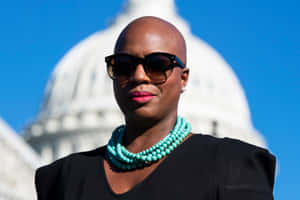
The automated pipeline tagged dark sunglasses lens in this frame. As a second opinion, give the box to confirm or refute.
[146,54,172,82]
[111,55,134,78]
[107,53,175,83]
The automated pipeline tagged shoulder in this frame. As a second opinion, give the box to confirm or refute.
[218,137,276,180]
[220,136,273,154]
[190,133,275,164]
[35,146,106,199]
[36,145,106,175]
[187,133,221,149]
[215,137,276,199]
[190,134,276,188]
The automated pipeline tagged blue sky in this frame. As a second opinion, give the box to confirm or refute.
[0,0,299,199]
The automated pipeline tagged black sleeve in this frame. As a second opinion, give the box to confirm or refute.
[217,138,276,200]
[35,159,66,200]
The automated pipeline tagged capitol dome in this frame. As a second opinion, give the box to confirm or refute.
[24,0,266,164]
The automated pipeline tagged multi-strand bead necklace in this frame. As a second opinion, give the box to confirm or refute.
[106,116,192,170]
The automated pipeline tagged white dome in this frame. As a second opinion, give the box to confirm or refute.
[25,0,266,163]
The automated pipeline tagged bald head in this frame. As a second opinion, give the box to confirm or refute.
[114,16,186,64]
[111,17,190,122]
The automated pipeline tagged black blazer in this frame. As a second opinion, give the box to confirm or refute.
[35,134,276,200]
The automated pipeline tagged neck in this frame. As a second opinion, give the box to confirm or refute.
[123,113,178,153]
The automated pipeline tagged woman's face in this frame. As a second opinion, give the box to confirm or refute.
[113,20,189,122]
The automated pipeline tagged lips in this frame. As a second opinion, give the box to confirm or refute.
[129,91,155,103]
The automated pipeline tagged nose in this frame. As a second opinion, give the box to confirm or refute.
[130,64,151,83]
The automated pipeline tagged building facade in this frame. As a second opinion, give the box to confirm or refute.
[0,118,39,200]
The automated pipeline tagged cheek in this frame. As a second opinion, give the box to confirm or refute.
[113,82,124,106]
[160,76,182,104]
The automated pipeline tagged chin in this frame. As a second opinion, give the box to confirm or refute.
[125,106,161,122]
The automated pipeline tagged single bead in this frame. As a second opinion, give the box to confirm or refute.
[146,156,152,162]
[166,149,170,154]
[152,155,157,161]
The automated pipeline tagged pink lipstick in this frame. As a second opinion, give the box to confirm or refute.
[130,91,155,103]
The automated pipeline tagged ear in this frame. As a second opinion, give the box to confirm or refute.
[181,68,189,89]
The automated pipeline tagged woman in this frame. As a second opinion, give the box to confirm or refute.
[35,16,276,200]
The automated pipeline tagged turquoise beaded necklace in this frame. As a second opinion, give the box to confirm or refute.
[106,116,192,170]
